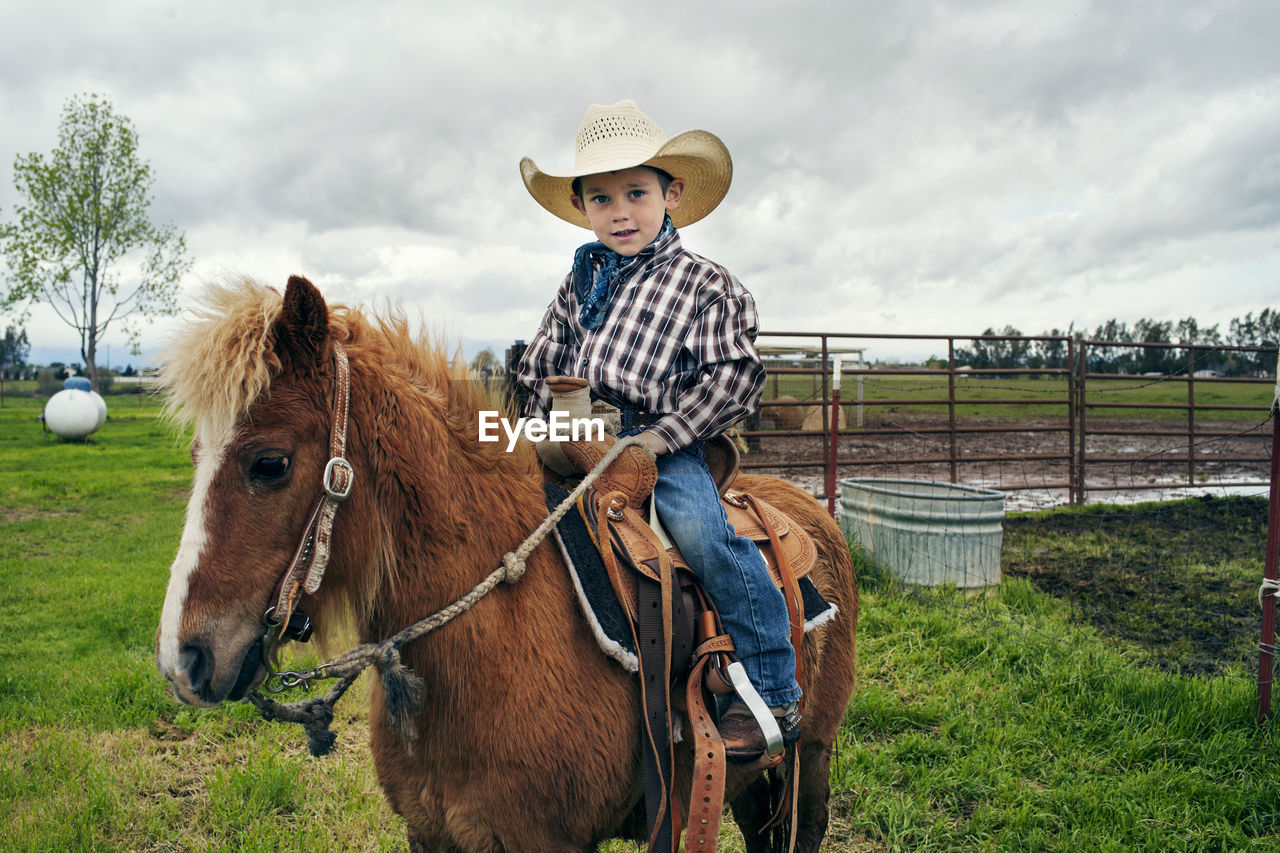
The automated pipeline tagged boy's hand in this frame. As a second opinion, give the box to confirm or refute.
[635,430,668,456]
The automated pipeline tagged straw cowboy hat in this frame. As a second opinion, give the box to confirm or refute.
[520,99,733,229]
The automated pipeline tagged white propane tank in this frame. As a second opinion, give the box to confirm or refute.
[43,389,108,439]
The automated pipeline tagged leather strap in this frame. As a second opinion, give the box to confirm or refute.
[269,491,327,629]
[267,341,354,635]
[579,486,743,852]
[638,573,675,852]
[590,490,676,853]
[741,492,804,852]
[786,749,802,851]
[741,493,804,698]
[584,492,639,624]
[685,653,727,851]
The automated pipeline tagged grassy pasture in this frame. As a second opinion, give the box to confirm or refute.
[3,395,1280,851]
[0,395,404,851]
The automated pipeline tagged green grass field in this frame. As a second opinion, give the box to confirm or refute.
[3,394,1279,851]
[0,395,404,851]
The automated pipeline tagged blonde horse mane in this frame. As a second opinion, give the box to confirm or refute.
[156,278,284,432]
[156,277,510,452]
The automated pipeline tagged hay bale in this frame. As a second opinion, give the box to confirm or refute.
[802,404,847,431]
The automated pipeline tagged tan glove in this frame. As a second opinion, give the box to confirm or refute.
[533,376,658,506]
[534,377,593,476]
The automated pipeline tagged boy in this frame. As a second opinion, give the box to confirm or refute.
[516,100,799,760]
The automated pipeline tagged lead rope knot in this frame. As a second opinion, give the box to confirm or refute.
[501,551,527,583]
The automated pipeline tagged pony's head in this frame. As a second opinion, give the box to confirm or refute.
[155,275,341,706]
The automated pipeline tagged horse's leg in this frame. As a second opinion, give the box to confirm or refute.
[406,829,465,853]
[732,629,855,852]
[716,474,858,852]
[728,735,837,853]
[728,775,773,853]
[792,738,837,853]
[791,618,857,850]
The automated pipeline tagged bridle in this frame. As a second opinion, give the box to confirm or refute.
[258,340,354,661]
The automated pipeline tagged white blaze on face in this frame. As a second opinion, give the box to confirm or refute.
[156,418,235,681]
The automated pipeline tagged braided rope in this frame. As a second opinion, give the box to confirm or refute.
[1260,576,1280,609]
[250,435,647,754]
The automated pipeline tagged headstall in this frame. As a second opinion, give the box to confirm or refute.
[259,341,354,659]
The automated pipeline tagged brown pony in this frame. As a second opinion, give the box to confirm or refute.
[155,275,858,852]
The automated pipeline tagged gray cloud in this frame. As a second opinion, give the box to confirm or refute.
[2,0,1278,364]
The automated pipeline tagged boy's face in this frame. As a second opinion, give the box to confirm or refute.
[571,166,685,257]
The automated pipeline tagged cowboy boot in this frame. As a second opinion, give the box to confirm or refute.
[719,703,802,763]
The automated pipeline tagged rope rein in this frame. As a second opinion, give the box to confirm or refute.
[248,435,646,756]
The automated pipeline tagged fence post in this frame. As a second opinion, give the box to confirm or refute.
[1258,355,1280,723]
[1074,341,1088,506]
[1187,347,1197,489]
[503,341,528,417]
[827,356,842,517]
[819,336,831,509]
[947,339,958,484]
[1067,337,1078,505]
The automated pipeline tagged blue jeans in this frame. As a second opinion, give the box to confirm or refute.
[638,438,801,707]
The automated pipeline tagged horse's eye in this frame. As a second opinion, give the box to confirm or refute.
[251,455,291,480]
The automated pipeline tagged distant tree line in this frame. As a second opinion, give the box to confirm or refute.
[0,321,146,399]
[0,324,29,380]
[954,310,1280,376]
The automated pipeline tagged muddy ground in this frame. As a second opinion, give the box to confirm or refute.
[1001,495,1269,677]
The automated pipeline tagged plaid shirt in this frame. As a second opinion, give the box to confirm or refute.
[518,227,765,452]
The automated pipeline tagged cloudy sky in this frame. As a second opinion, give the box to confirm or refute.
[2,0,1278,367]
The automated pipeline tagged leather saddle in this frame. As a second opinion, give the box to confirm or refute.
[541,430,814,853]
[554,431,817,594]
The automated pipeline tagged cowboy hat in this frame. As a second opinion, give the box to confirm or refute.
[520,99,733,229]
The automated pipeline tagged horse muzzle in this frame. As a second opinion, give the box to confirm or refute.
[159,634,267,707]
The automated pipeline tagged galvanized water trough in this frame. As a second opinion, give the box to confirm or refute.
[838,478,1006,588]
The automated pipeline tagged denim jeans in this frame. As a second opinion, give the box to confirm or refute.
[637,437,802,707]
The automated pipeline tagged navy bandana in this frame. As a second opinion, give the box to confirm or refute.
[572,216,676,330]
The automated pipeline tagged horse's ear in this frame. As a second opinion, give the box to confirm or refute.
[278,275,330,362]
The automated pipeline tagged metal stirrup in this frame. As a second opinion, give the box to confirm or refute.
[724,661,785,762]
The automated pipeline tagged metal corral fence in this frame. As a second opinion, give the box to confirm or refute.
[1074,338,1275,502]
[743,331,1277,510]
[746,332,1280,716]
